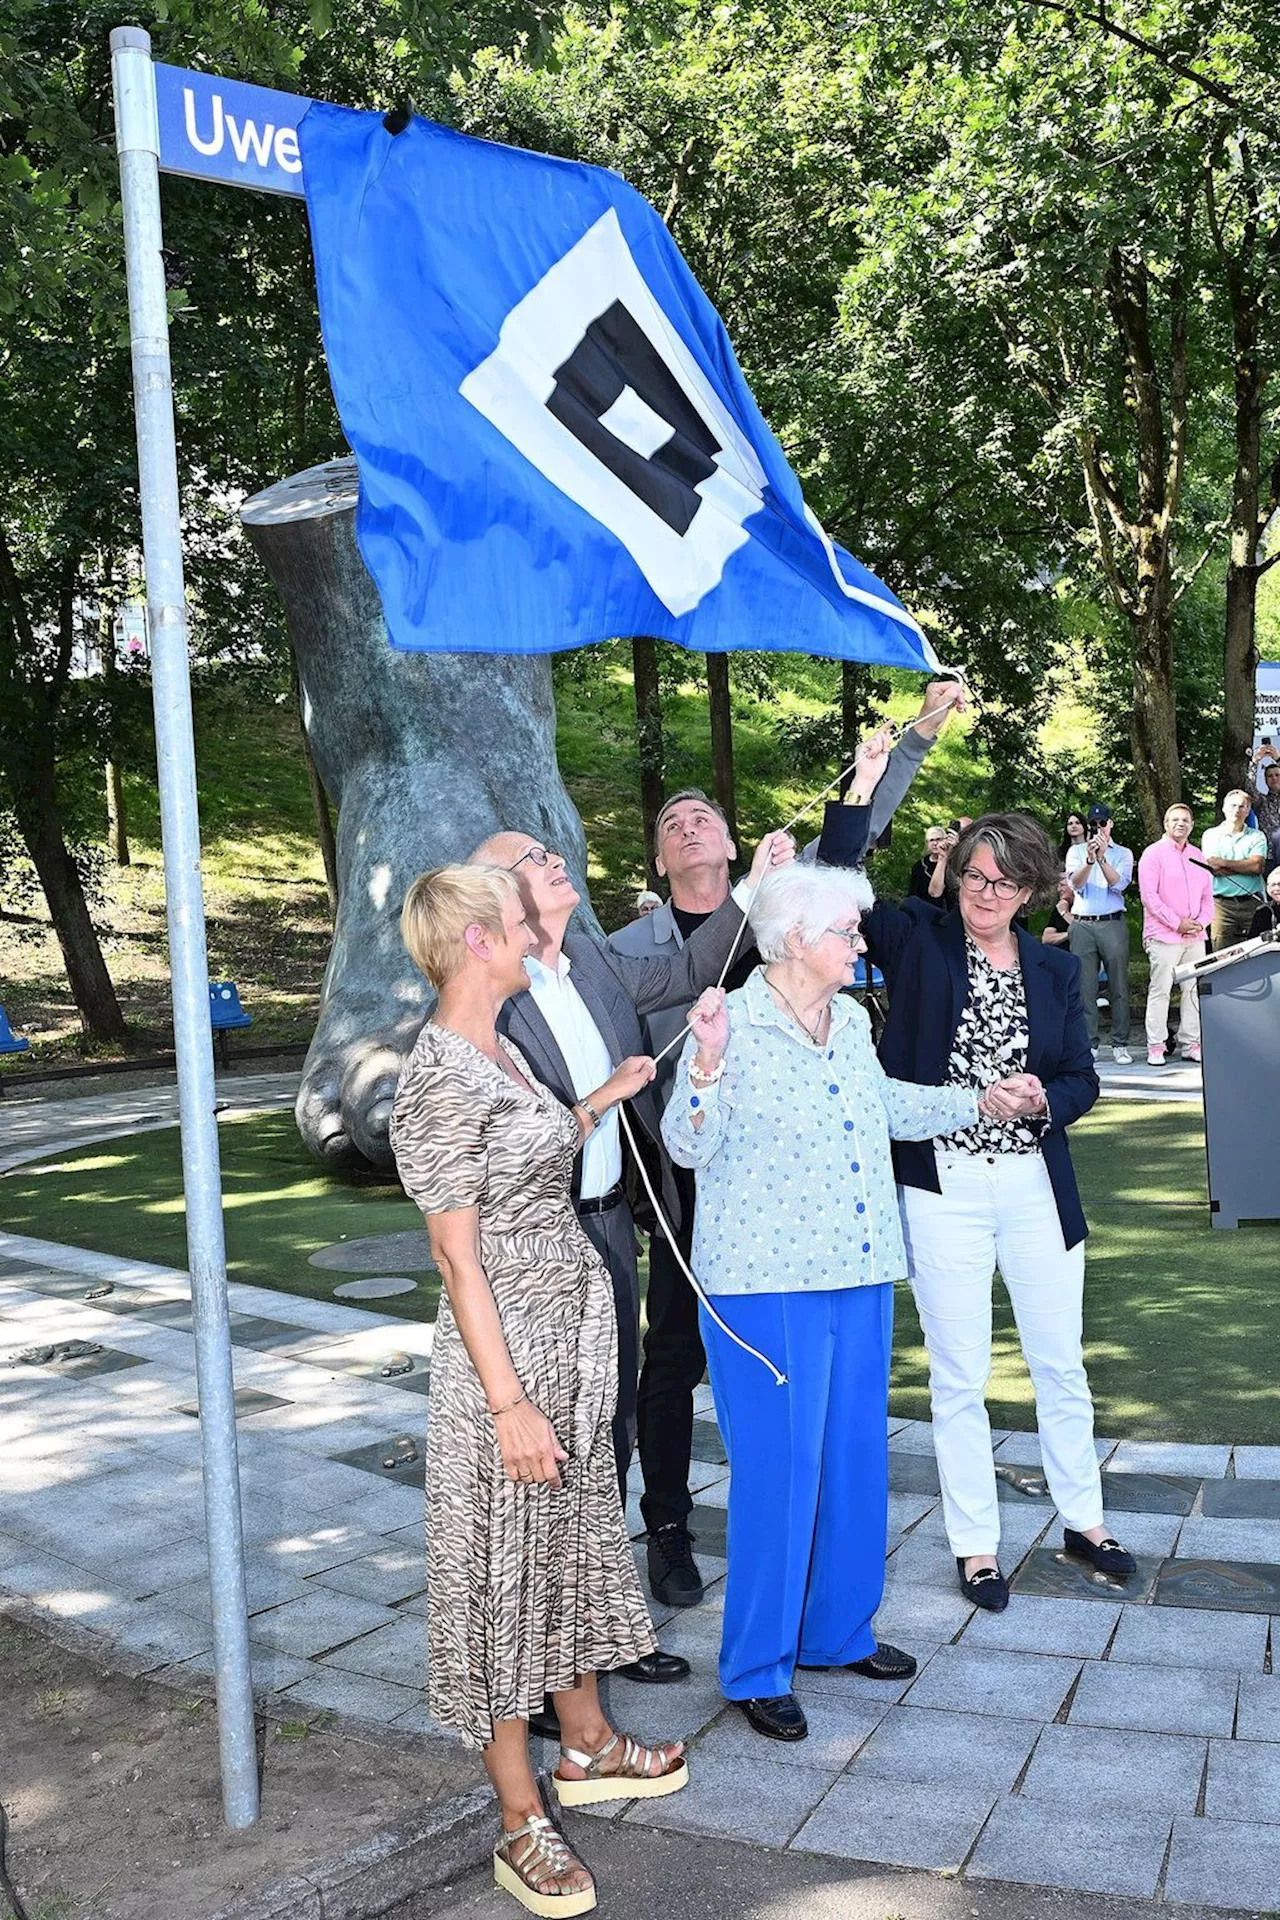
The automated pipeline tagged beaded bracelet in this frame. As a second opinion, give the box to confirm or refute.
[688,1057,725,1087]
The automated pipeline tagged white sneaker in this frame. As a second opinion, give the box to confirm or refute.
[1090,1046,1101,1060]
[1147,1046,1166,1066]
[1112,1046,1133,1065]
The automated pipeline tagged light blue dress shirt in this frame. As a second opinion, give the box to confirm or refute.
[1065,839,1133,915]
[661,967,978,1296]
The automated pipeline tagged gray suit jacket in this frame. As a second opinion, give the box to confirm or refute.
[610,728,935,1105]
[496,891,748,1231]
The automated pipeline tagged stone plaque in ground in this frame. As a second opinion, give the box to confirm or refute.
[308,1231,436,1273]
[1154,1558,1280,1614]
[1012,1547,1161,1604]
[333,1275,419,1300]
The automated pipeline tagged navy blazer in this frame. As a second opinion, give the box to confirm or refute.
[818,806,1099,1248]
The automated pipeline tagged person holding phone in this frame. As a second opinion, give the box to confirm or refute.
[1065,804,1134,1064]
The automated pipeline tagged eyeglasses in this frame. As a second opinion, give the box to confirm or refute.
[509,845,557,872]
[959,868,1022,901]
[825,925,863,947]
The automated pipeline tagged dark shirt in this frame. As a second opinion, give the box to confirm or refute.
[670,902,759,992]
[908,858,940,901]
[1248,900,1280,939]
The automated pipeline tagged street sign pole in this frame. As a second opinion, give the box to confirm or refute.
[110,24,259,1830]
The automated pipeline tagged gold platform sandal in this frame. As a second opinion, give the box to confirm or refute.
[493,1813,596,1917]
[553,1730,688,1807]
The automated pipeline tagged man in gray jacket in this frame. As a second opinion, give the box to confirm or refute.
[608,681,966,1611]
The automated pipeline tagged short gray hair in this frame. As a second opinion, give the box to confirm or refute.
[747,863,874,963]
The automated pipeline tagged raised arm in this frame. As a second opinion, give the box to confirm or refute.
[661,990,732,1168]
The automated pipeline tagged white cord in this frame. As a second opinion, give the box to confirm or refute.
[618,1104,787,1386]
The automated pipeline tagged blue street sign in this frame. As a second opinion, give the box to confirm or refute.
[155,64,310,197]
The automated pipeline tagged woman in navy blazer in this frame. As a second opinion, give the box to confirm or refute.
[818,803,1133,1612]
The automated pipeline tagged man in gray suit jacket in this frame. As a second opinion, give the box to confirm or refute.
[470,821,794,1693]
[607,681,966,1611]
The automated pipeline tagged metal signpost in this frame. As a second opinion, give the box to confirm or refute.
[109,26,316,1827]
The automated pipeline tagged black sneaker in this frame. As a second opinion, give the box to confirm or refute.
[647,1524,704,1608]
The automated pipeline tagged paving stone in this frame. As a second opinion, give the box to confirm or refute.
[792,1775,996,1871]
[850,1705,1039,1793]
[794,1642,939,1710]
[1155,1558,1280,1616]
[1099,1470,1200,1515]
[99,1601,213,1671]
[321,1614,427,1685]
[253,1522,393,1579]
[309,1545,427,1607]
[902,1646,1080,1721]
[874,1584,974,1644]
[150,1564,311,1620]
[327,1436,426,1490]
[1204,1738,1280,1824]
[174,1642,317,1695]
[1165,1814,1280,1910]
[960,1594,1120,1659]
[1070,1660,1237,1737]
[887,1493,937,1539]
[695,1693,886,1771]
[967,1799,1172,1897]
[1238,1673,1280,1744]
[1201,1479,1280,1520]
[1087,1509,1184,1558]
[689,1418,727,1465]
[1176,1515,1280,1563]
[622,1749,838,1846]
[280,1664,424,1725]
[251,1589,400,1657]
[886,1420,936,1455]
[599,1671,726,1746]
[887,1452,941,1496]
[1013,1547,1161,1605]
[1109,1441,1232,1478]
[1109,1604,1268,1673]
[1021,1722,1206,1814]
[995,1432,1116,1468]
[1232,1447,1280,1481]
[689,1506,727,1557]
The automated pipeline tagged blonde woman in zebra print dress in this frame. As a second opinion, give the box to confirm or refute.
[391,863,688,1918]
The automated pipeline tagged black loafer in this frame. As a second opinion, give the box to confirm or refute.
[1063,1528,1136,1579]
[741,1693,808,1741]
[848,1642,917,1680]
[647,1524,705,1609]
[615,1649,691,1683]
[956,1556,1009,1611]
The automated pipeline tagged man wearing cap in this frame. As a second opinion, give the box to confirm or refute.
[1065,804,1134,1064]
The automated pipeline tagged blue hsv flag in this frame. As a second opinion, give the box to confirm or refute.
[299,104,938,669]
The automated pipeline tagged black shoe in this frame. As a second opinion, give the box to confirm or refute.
[740,1693,808,1741]
[647,1524,705,1609]
[956,1556,1009,1611]
[1063,1528,1136,1579]
[615,1649,691,1684]
[848,1642,917,1681]
[528,1703,560,1742]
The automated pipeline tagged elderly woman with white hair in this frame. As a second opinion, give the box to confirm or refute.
[662,862,1017,1743]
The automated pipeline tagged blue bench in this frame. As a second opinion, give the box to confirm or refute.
[0,1005,30,1098]
[209,982,252,1068]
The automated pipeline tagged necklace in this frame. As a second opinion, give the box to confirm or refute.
[765,971,830,1047]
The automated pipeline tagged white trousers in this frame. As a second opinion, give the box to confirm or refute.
[1143,938,1204,1050]
[899,1153,1104,1556]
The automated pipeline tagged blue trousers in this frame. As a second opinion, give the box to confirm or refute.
[700,1285,892,1700]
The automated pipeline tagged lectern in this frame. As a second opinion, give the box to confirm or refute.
[1176,935,1280,1228]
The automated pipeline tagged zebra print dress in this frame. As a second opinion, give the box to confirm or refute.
[390,1021,655,1748]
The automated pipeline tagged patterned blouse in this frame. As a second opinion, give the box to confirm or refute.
[661,966,977,1296]
[937,938,1046,1156]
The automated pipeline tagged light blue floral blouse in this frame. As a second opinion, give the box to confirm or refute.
[661,967,978,1297]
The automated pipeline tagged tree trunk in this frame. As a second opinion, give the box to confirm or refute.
[291,655,339,915]
[1128,549,1181,842]
[14,762,127,1041]
[706,652,738,846]
[241,458,594,1176]
[632,636,665,887]
[839,659,861,798]
[1218,287,1264,806]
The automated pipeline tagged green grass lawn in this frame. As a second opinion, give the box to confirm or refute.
[3,1101,1277,1443]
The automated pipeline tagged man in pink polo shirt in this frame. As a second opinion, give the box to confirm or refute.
[1138,803,1214,1065]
